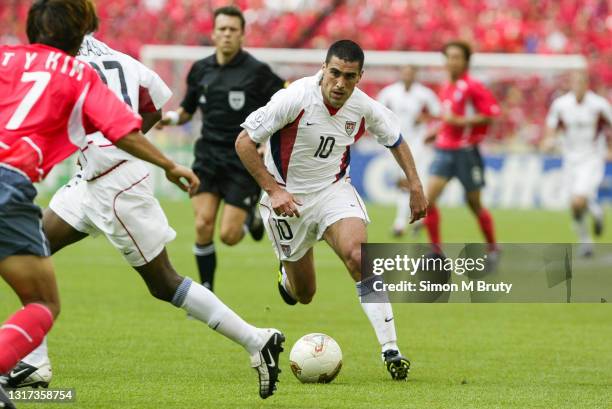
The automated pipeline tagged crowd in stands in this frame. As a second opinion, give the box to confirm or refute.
[1,0,609,146]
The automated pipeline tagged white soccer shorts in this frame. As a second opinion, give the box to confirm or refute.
[49,160,176,266]
[260,178,370,262]
[565,158,605,200]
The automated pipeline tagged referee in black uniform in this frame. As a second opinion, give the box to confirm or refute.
[158,6,285,291]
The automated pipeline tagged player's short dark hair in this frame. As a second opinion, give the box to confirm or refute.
[442,40,472,63]
[326,40,365,70]
[214,6,245,31]
[27,0,98,54]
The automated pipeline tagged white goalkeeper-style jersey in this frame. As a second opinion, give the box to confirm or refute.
[377,81,440,152]
[546,91,612,164]
[76,35,172,179]
[242,72,402,194]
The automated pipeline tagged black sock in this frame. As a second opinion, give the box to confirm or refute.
[193,242,216,291]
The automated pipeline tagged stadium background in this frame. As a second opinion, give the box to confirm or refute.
[1,0,611,209]
[1,1,611,408]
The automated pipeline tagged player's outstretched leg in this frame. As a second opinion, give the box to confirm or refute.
[324,217,410,380]
[135,249,285,398]
[357,280,410,380]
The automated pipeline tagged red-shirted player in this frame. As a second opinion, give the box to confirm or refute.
[0,2,198,406]
[424,41,500,253]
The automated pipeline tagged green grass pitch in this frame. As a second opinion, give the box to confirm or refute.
[1,202,611,409]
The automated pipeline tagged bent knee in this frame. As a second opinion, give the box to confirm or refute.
[195,216,215,233]
[219,227,244,246]
[343,246,362,275]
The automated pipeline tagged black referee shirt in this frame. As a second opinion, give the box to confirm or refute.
[180,50,285,148]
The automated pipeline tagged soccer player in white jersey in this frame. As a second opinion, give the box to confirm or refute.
[6,35,285,400]
[544,71,612,256]
[236,40,428,380]
[377,66,440,237]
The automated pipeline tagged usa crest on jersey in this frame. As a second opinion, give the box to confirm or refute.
[228,90,246,111]
[345,121,356,136]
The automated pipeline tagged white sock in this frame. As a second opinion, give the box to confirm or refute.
[588,201,603,221]
[172,278,264,355]
[393,191,411,231]
[356,280,399,353]
[573,214,592,243]
[22,337,49,366]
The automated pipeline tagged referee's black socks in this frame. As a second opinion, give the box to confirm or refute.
[193,242,216,291]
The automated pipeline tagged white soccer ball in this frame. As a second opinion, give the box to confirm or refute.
[289,333,343,383]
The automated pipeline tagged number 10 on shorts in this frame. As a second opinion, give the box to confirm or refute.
[273,219,294,240]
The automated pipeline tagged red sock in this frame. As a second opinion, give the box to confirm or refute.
[424,205,441,246]
[0,303,53,373]
[477,208,497,250]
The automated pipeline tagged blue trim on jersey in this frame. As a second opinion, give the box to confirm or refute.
[385,134,404,149]
[270,130,284,182]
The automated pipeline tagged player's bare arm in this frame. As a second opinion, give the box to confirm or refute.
[115,131,200,195]
[141,109,162,133]
[389,141,428,223]
[235,130,302,217]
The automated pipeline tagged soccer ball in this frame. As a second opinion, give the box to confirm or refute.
[289,333,343,383]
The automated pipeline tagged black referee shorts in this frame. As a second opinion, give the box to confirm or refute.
[0,167,50,261]
[192,145,261,211]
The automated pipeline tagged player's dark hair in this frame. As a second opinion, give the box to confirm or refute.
[27,0,99,55]
[442,40,472,63]
[326,40,365,70]
[214,6,245,31]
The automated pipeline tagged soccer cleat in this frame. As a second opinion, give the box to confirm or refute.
[246,207,265,241]
[250,329,285,399]
[277,265,297,306]
[5,360,52,389]
[0,379,16,409]
[383,349,410,381]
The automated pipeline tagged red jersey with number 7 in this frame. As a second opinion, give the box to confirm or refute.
[0,43,142,182]
[436,73,500,149]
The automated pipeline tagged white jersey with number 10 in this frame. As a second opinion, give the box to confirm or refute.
[241,72,403,194]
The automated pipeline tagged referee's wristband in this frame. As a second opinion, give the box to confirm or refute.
[166,110,180,126]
